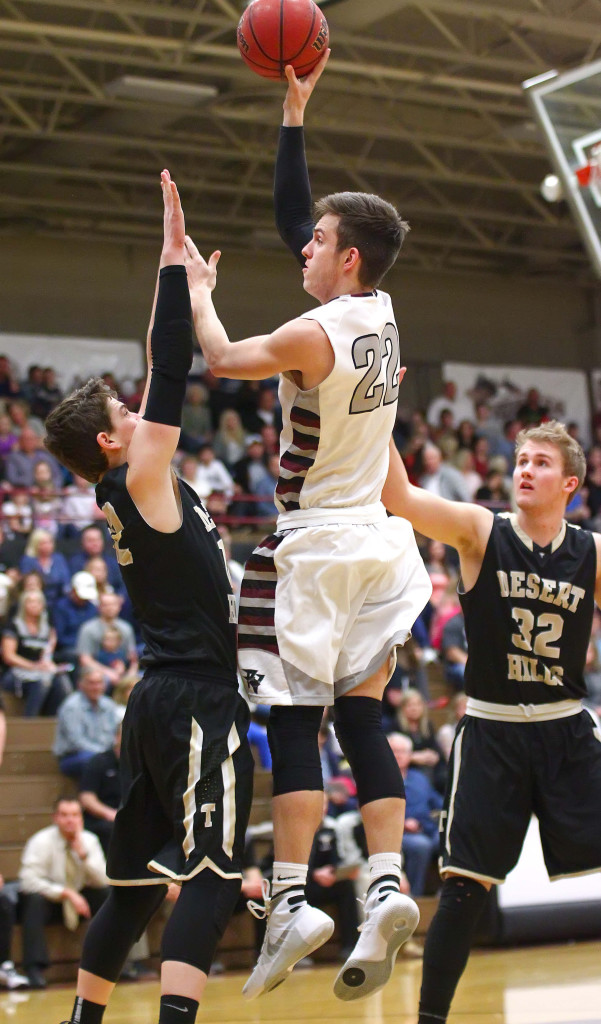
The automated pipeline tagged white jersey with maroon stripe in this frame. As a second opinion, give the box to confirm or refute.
[275,290,400,519]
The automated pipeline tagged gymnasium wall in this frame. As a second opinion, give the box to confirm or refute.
[2,234,599,405]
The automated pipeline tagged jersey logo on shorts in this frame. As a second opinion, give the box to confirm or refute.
[241,668,265,693]
[201,803,216,828]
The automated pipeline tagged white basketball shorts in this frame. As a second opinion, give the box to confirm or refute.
[237,506,432,706]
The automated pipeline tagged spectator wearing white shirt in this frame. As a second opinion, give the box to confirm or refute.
[426,381,473,430]
[19,797,109,989]
[60,476,104,535]
[419,444,471,503]
[2,491,33,536]
[193,444,235,501]
[216,525,244,608]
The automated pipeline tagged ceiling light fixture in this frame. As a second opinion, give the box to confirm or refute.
[105,76,218,106]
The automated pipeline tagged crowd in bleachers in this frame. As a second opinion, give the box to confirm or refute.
[0,358,287,718]
[2,358,601,740]
[2,354,601,954]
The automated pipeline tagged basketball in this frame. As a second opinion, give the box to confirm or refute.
[237,0,329,80]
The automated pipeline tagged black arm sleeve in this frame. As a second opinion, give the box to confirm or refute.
[274,126,315,266]
[144,265,193,427]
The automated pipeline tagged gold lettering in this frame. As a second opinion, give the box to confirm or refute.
[507,653,524,680]
[569,585,585,612]
[525,573,540,600]
[528,655,544,679]
[510,571,526,598]
[497,571,509,597]
[539,578,557,603]
[539,661,562,686]
[554,581,572,610]
[549,665,564,685]
[102,502,133,566]
[507,654,563,686]
[194,504,216,533]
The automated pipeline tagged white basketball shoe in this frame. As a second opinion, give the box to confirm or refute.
[243,883,334,1000]
[333,888,420,1001]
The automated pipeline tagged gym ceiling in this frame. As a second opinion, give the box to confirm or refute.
[0,0,600,280]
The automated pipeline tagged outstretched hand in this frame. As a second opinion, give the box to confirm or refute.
[160,168,186,266]
[282,48,331,127]
[184,234,221,293]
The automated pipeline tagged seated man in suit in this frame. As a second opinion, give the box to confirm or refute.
[18,797,109,989]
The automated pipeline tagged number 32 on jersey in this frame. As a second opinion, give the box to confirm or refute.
[350,322,400,415]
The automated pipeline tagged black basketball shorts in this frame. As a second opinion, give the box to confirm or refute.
[107,669,254,885]
[439,709,601,883]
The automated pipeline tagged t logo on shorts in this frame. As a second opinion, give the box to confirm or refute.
[201,803,216,828]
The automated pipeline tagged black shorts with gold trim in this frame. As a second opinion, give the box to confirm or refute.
[107,667,254,886]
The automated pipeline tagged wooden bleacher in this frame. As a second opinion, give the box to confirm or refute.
[0,656,451,980]
[0,717,278,978]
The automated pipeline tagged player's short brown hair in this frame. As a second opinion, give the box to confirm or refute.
[44,378,116,483]
[313,191,409,288]
[515,420,586,495]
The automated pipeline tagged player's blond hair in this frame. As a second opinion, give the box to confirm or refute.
[515,420,586,494]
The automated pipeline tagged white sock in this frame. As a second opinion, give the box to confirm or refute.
[271,861,308,899]
[368,853,402,895]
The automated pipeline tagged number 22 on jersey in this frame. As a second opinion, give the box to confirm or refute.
[349,322,400,415]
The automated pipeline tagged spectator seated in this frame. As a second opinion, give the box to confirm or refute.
[53,668,122,779]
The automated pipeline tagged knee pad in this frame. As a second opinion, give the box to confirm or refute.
[334,696,405,806]
[161,872,241,975]
[80,885,167,982]
[267,705,324,796]
[438,875,490,915]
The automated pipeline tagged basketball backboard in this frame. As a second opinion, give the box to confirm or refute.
[523,59,601,279]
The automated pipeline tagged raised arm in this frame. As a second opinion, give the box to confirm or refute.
[383,437,493,587]
[137,272,160,418]
[274,52,330,264]
[126,170,193,526]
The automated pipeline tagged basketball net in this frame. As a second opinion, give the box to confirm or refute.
[575,141,601,188]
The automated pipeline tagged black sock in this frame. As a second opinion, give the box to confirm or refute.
[70,996,106,1024]
[159,994,200,1024]
[418,876,489,1024]
[366,873,401,898]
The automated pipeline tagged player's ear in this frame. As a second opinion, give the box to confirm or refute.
[97,430,119,453]
[563,475,579,499]
[343,247,361,273]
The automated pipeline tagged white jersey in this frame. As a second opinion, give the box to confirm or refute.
[275,290,400,521]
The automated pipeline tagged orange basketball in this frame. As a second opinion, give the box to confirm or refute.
[237,0,329,80]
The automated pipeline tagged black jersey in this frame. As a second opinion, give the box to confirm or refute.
[460,513,596,705]
[95,464,237,677]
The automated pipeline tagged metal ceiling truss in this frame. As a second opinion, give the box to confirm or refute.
[0,0,599,277]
